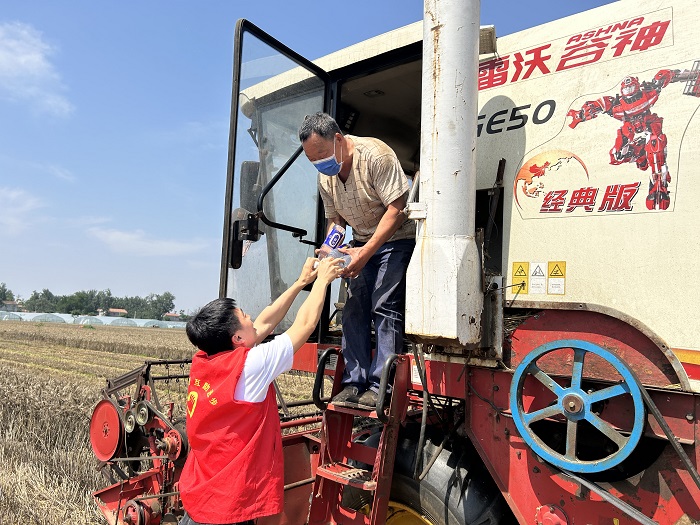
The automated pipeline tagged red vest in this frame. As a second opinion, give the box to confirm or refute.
[179,347,284,523]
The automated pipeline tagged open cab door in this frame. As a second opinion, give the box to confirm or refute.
[220,20,330,331]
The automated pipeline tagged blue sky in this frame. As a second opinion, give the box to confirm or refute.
[0,0,614,313]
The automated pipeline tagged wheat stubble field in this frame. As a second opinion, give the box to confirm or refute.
[0,321,320,524]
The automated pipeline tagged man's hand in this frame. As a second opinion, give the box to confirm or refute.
[338,245,368,279]
[336,196,406,278]
[297,257,318,286]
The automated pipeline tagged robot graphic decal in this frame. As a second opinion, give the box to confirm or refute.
[567,63,700,210]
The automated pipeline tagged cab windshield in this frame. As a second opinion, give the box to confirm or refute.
[226,29,326,331]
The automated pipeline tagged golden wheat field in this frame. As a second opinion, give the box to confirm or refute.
[0,321,321,524]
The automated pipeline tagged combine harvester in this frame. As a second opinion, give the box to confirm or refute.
[89,0,700,523]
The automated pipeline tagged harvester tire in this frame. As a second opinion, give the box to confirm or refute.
[345,424,516,525]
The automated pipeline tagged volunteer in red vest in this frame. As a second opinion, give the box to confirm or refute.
[179,256,343,525]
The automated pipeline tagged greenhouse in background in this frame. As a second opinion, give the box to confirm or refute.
[0,312,185,329]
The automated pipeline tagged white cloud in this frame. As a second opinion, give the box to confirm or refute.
[0,186,44,235]
[65,215,111,227]
[0,22,74,116]
[19,160,78,183]
[46,164,76,182]
[88,227,208,257]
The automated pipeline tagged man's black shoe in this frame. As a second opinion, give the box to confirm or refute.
[331,385,361,407]
[356,389,378,410]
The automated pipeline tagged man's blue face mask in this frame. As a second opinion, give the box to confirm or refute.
[312,139,343,176]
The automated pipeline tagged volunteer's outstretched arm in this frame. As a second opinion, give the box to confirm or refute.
[285,257,343,352]
[253,257,318,345]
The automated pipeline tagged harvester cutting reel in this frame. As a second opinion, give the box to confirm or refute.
[509,339,645,474]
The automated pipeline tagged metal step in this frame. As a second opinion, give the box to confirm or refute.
[316,462,376,491]
[327,402,379,419]
[308,353,410,525]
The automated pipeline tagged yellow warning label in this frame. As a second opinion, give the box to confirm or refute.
[511,262,529,294]
[547,261,566,295]
[514,264,528,276]
[548,261,566,278]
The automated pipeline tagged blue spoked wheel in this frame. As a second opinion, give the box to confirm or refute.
[509,339,645,474]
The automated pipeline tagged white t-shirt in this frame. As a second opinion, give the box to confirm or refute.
[233,333,294,403]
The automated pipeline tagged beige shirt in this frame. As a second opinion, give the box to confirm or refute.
[318,135,415,243]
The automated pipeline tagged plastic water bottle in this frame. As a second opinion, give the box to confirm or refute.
[318,223,345,259]
[314,245,352,269]
[326,247,352,268]
[314,222,352,269]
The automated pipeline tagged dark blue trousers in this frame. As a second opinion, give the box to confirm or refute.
[341,239,414,392]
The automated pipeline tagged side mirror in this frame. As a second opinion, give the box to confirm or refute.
[240,161,261,214]
[229,208,262,270]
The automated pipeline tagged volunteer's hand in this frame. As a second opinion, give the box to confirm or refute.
[297,257,318,286]
[316,256,344,285]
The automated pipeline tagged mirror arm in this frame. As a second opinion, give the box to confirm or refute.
[257,146,309,238]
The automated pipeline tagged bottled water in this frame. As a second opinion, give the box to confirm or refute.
[315,222,351,269]
[318,223,345,258]
[314,246,352,269]
[326,247,352,268]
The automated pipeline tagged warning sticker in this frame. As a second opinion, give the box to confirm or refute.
[549,262,566,277]
[530,262,546,294]
[411,363,421,385]
[548,261,566,295]
[512,262,529,294]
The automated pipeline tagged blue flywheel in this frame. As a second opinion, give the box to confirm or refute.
[509,339,645,473]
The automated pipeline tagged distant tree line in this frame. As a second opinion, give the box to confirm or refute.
[0,282,185,320]
[0,282,14,302]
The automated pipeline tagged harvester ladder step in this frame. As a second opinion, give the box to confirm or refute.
[308,353,411,525]
[315,462,376,490]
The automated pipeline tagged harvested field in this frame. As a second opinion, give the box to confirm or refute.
[0,321,323,524]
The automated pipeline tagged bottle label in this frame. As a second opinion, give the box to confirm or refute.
[319,224,346,258]
[323,225,345,250]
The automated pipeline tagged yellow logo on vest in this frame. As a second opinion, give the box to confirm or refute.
[187,391,198,417]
